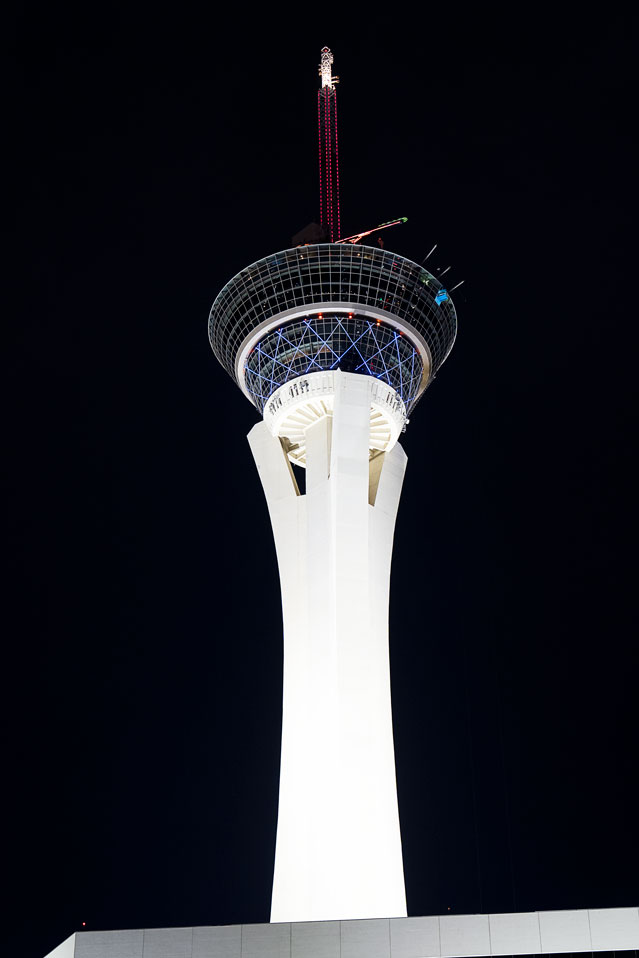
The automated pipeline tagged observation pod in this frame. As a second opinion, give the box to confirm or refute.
[209,243,456,464]
[208,243,457,923]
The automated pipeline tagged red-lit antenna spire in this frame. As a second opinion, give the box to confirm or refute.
[318,47,340,241]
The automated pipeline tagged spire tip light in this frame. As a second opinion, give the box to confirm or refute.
[319,46,336,89]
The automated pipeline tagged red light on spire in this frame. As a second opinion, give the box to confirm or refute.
[333,89,341,241]
[317,48,341,241]
[317,91,323,228]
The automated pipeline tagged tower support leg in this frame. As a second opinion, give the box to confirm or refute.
[248,372,408,923]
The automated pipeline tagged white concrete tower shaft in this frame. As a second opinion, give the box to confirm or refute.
[248,372,408,923]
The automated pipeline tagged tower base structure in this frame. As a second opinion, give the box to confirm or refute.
[249,372,408,923]
[43,908,639,958]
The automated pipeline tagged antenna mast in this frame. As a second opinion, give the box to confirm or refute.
[318,47,340,241]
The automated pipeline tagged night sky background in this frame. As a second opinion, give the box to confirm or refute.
[6,8,638,958]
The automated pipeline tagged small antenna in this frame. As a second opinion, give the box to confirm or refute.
[449,280,465,292]
[439,266,451,276]
[422,244,437,263]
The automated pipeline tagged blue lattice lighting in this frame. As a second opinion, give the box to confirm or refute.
[244,314,423,413]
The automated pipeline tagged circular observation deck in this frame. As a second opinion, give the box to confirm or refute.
[208,244,457,418]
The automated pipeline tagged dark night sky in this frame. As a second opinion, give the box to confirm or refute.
[6,8,638,958]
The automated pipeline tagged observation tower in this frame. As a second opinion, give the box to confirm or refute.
[208,49,457,924]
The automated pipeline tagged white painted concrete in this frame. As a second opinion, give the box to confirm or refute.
[440,915,490,958]
[242,923,291,958]
[44,935,76,958]
[538,910,592,953]
[390,917,440,958]
[589,907,639,951]
[290,922,340,958]
[192,925,242,958]
[249,372,408,923]
[488,912,541,955]
[340,918,391,958]
[262,370,406,467]
[44,909,639,957]
[142,925,192,957]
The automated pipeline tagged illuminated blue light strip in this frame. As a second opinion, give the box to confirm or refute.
[244,314,424,412]
[394,333,404,397]
[304,320,341,361]
[303,320,340,372]
[278,327,328,375]
[368,323,392,381]
[270,329,284,392]
[360,334,398,376]
[328,319,371,370]
[256,344,295,379]
[277,329,312,363]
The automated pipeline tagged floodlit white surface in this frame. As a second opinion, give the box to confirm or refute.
[488,912,541,955]
[263,370,406,467]
[242,923,291,958]
[589,907,639,950]
[192,925,242,958]
[440,915,490,957]
[319,47,335,89]
[250,372,408,923]
[340,919,391,958]
[290,922,340,958]
[142,926,192,957]
[75,928,144,957]
[390,916,440,958]
[43,935,76,958]
[538,909,592,953]
[43,909,639,957]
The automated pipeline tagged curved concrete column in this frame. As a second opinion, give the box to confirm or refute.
[248,373,408,923]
